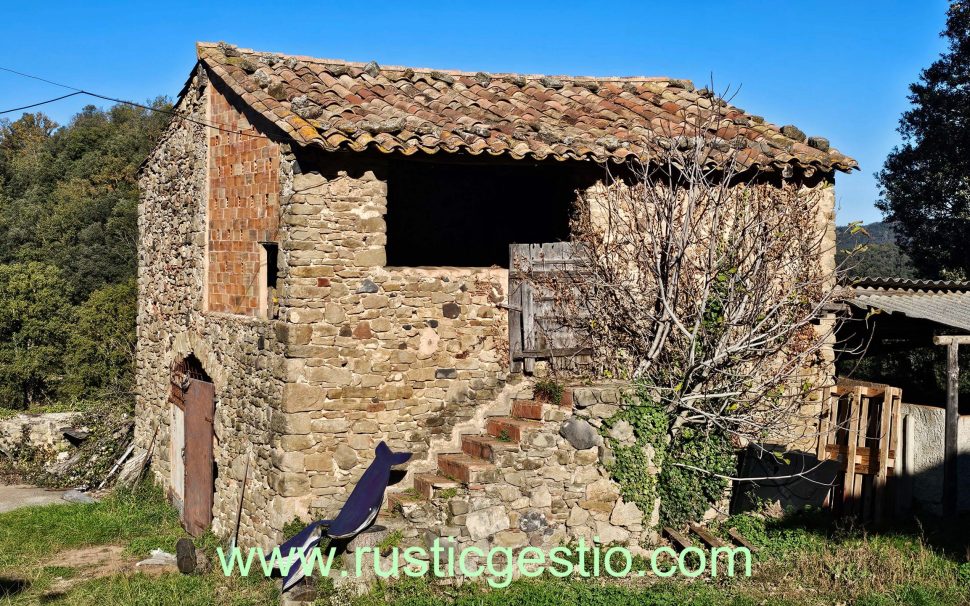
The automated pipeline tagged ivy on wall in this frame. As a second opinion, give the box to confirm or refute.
[602,385,736,529]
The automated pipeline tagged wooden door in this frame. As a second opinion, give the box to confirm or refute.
[183,378,215,536]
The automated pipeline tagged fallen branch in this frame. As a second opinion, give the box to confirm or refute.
[672,460,836,486]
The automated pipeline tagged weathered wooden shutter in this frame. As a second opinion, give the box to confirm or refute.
[508,242,592,373]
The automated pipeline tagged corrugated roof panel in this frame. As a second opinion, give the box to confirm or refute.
[849,291,970,332]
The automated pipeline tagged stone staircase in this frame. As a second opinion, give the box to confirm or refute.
[381,381,648,555]
[390,388,566,506]
[285,382,646,603]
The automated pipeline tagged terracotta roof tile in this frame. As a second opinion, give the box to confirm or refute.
[195,42,857,173]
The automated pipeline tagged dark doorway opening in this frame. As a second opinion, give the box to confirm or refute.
[385,159,597,267]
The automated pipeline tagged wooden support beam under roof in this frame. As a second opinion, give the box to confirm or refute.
[933,335,970,345]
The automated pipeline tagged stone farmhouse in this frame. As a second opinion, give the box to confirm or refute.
[136,42,857,547]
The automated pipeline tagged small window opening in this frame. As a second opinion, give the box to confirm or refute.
[262,242,279,288]
[260,242,280,319]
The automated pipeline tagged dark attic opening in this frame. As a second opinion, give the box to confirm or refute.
[261,242,279,289]
[385,158,599,267]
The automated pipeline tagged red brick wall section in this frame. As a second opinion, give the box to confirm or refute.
[207,88,280,317]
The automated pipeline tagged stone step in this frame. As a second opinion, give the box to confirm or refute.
[486,417,542,442]
[437,453,497,484]
[412,472,461,500]
[385,491,421,512]
[511,400,544,420]
[520,387,574,409]
[461,434,519,462]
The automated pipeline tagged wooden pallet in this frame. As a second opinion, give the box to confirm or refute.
[817,379,902,523]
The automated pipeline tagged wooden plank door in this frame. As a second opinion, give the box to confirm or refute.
[183,378,215,536]
[822,380,903,523]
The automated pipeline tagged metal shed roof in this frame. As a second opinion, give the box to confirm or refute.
[848,277,970,332]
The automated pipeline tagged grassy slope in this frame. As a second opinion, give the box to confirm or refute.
[331,511,970,606]
[0,484,967,605]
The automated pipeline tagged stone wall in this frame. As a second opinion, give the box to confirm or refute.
[577,177,839,454]
[791,181,838,453]
[138,88,514,543]
[0,412,79,458]
[137,69,841,548]
[136,71,291,544]
[276,155,511,519]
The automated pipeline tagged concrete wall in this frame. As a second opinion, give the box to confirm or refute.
[900,402,970,514]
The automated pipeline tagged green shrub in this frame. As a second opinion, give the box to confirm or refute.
[958,562,970,585]
[62,278,137,400]
[533,378,564,405]
[282,516,307,539]
[602,385,736,528]
[6,397,134,489]
[0,262,74,408]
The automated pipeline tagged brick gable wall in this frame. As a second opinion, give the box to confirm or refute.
[207,88,280,316]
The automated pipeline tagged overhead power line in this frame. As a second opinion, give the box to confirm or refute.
[0,66,79,91]
[0,65,268,139]
[0,91,84,115]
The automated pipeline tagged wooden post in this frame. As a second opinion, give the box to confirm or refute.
[816,386,832,461]
[933,335,968,518]
[857,389,872,521]
[943,340,959,518]
[873,388,893,523]
[508,244,523,373]
[521,280,535,373]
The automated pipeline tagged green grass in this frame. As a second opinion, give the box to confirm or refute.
[0,481,278,605]
[339,577,762,606]
[438,488,459,499]
[532,379,564,406]
[327,573,968,606]
[25,570,277,606]
[0,482,184,568]
[315,510,970,606]
[376,530,404,554]
[1,481,968,606]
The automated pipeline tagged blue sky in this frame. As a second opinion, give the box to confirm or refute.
[0,1,951,223]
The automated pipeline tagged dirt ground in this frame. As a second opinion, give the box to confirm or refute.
[41,545,177,596]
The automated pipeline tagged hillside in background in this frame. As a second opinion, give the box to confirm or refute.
[836,221,919,279]
[0,102,169,409]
